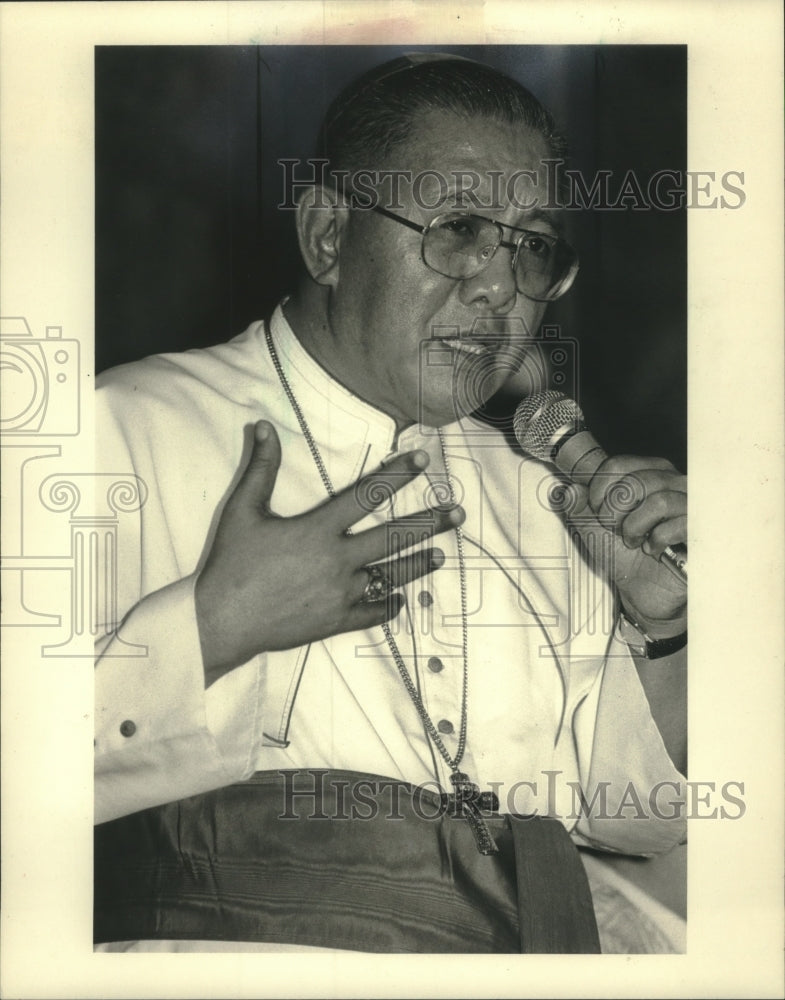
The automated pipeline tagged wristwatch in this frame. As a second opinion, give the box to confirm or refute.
[617,609,688,659]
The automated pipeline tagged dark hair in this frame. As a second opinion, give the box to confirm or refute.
[317,53,567,178]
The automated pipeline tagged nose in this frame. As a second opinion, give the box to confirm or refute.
[457,245,518,313]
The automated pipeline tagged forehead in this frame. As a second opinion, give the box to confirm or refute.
[407,108,548,165]
[384,108,552,213]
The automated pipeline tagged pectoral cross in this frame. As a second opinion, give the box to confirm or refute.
[444,771,500,855]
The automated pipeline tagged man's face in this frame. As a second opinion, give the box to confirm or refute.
[327,109,557,429]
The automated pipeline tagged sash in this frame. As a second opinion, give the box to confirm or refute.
[94,770,600,953]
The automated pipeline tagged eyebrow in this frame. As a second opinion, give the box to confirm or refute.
[497,209,561,235]
[448,205,564,239]
[433,189,563,234]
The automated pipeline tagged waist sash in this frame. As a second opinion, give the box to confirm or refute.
[94,769,600,953]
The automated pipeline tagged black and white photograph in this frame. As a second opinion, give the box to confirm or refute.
[92,42,689,956]
[1,2,783,998]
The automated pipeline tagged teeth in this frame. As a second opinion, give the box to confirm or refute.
[440,339,488,356]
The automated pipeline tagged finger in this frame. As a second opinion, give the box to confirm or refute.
[388,546,446,588]
[617,488,687,548]
[342,592,406,633]
[348,506,465,565]
[642,514,688,560]
[587,456,677,514]
[232,421,282,514]
[591,468,686,526]
[324,450,431,531]
[348,547,445,603]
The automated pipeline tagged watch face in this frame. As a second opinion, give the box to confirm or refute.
[616,612,650,656]
[618,612,687,660]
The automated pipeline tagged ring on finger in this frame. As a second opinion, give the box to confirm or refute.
[360,564,393,603]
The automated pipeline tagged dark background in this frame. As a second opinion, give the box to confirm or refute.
[95,45,686,469]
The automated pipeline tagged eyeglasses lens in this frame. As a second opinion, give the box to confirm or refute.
[423,213,575,301]
[424,215,500,280]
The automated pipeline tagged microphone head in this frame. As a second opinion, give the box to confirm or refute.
[513,391,585,461]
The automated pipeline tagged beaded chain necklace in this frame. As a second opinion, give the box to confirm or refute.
[265,325,499,854]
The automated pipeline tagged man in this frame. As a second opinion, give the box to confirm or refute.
[93,54,687,953]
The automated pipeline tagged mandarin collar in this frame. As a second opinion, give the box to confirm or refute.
[267,303,454,456]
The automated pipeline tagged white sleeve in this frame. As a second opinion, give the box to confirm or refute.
[570,634,687,856]
[94,575,255,824]
[93,375,268,824]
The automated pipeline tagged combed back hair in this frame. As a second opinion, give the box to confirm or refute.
[316,53,568,183]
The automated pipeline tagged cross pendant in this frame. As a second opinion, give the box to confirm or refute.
[444,771,500,856]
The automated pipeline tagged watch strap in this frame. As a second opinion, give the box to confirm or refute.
[617,610,687,659]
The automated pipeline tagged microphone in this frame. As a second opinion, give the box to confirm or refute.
[513,390,687,584]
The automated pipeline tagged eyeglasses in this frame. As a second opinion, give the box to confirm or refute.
[371,204,579,302]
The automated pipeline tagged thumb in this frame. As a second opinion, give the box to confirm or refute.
[233,420,282,513]
[547,475,611,538]
[546,476,591,523]
[551,477,626,559]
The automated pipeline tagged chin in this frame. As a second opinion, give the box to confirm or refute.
[415,395,478,429]
[414,372,477,428]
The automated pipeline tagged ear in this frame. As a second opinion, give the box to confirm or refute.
[294,185,349,287]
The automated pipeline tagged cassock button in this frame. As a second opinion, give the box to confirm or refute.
[437,719,454,735]
[119,719,137,738]
[427,657,444,673]
[418,590,434,607]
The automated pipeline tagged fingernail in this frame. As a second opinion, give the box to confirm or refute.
[431,548,445,569]
[447,506,466,527]
[255,421,270,442]
[411,450,429,470]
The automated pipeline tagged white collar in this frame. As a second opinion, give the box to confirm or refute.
[268,303,405,455]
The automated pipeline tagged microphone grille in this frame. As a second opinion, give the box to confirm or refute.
[513,391,585,461]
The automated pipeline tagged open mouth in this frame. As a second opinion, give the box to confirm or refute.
[437,338,491,357]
